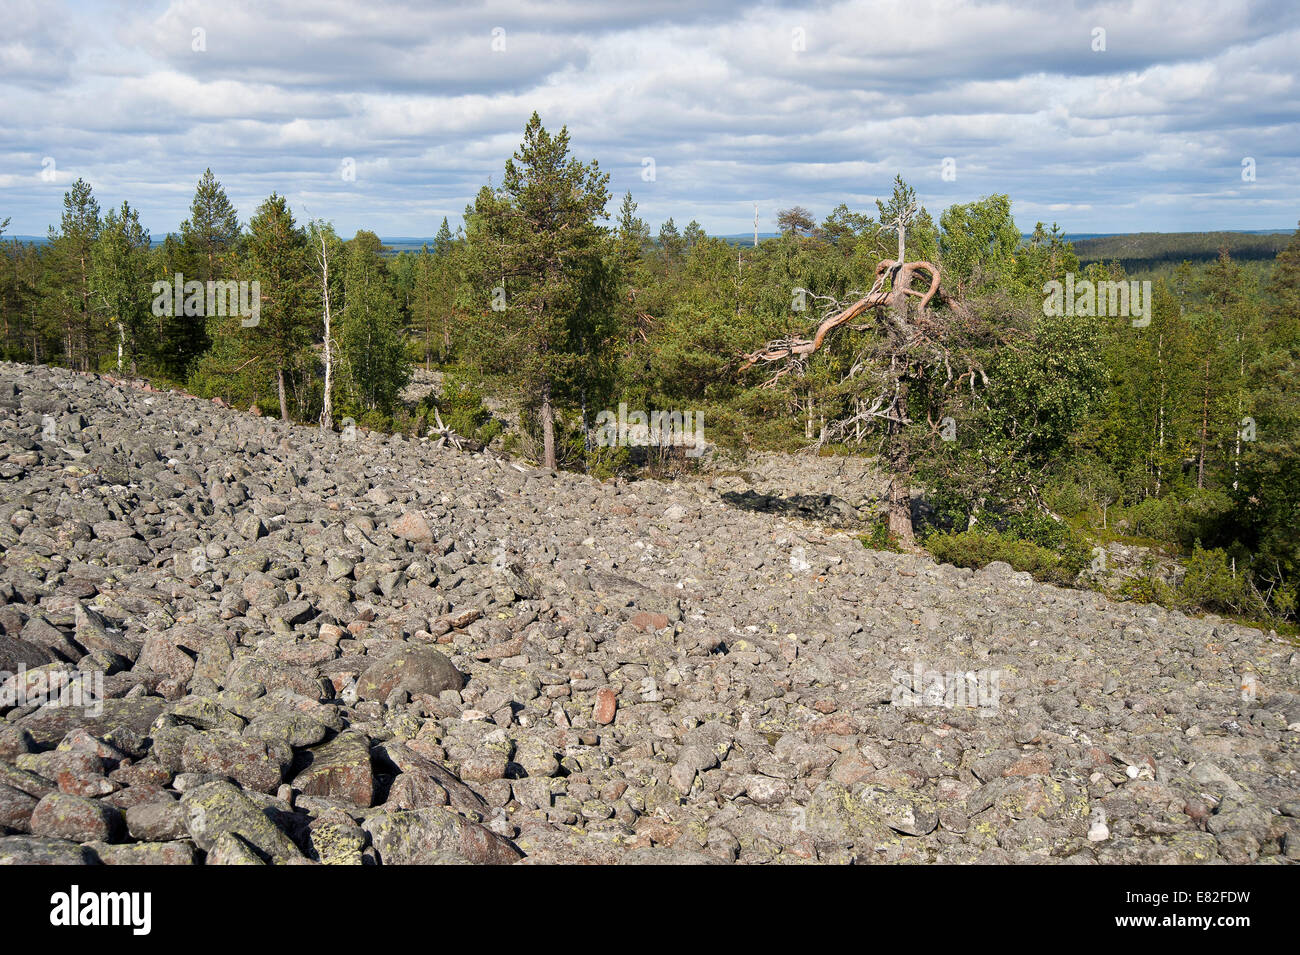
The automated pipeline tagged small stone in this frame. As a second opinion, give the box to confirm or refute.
[307,810,368,865]
[206,831,267,865]
[628,612,669,633]
[391,511,433,543]
[458,751,508,783]
[592,688,617,725]
[1003,753,1051,777]
[1088,815,1110,843]
[326,556,355,580]
[1013,723,1041,745]
[742,775,791,806]
[859,787,939,836]
[0,784,39,833]
[125,799,188,842]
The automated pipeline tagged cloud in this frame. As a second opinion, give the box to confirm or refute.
[0,0,1296,236]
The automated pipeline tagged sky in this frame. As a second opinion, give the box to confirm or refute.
[1,0,1298,240]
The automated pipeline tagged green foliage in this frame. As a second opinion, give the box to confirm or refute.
[1176,543,1262,616]
[1043,479,1088,517]
[90,201,151,374]
[860,520,904,553]
[939,194,1024,295]
[4,151,1299,631]
[169,170,241,374]
[44,178,102,371]
[432,371,503,447]
[459,112,619,467]
[1118,559,1177,606]
[243,193,313,418]
[926,528,1087,587]
[405,218,462,368]
[583,442,632,481]
[877,175,938,262]
[338,230,408,416]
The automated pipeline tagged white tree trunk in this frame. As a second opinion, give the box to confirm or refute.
[317,228,334,430]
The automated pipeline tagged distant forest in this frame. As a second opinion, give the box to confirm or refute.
[1074,231,1291,277]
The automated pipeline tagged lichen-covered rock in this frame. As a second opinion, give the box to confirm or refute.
[125,798,188,842]
[357,646,464,701]
[180,780,302,864]
[29,792,122,843]
[292,732,373,807]
[361,807,522,865]
[0,363,1296,866]
[88,840,195,865]
[17,698,167,749]
[306,809,367,865]
[0,783,38,833]
[0,835,96,864]
[180,732,286,794]
[205,830,267,865]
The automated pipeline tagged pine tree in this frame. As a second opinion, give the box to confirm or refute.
[149,233,190,378]
[614,193,649,270]
[339,230,408,416]
[244,194,311,420]
[434,216,454,256]
[461,113,616,469]
[658,218,685,262]
[877,175,939,264]
[45,179,101,370]
[180,169,241,281]
[177,169,241,368]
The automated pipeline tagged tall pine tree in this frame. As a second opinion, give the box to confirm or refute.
[245,194,310,420]
[462,113,616,468]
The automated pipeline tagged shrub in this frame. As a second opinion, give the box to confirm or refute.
[926,528,1086,586]
[1044,479,1088,517]
[1118,556,1177,606]
[358,408,390,433]
[437,373,503,447]
[1124,495,1178,539]
[584,443,632,480]
[1176,542,1261,616]
[860,520,904,554]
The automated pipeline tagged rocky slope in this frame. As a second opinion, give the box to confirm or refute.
[0,362,1296,865]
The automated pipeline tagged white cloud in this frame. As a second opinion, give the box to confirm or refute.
[0,0,1296,236]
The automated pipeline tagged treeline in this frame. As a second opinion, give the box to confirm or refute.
[1,112,1298,624]
[0,172,410,426]
[1074,230,1290,274]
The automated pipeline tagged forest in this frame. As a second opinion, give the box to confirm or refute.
[2,113,1297,632]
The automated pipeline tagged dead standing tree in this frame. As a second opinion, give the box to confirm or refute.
[741,197,948,545]
[314,224,335,432]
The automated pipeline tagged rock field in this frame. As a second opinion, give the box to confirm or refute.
[0,362,1297,865]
